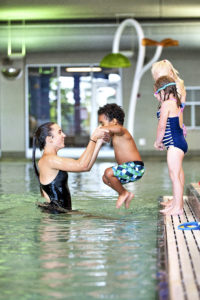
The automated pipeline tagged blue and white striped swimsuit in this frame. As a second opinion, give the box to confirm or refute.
[157,110,188,153]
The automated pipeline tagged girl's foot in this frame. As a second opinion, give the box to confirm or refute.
[160,204,173,214]
[160,206,183,216]
[116,191,134,209]
[161,199,173,207]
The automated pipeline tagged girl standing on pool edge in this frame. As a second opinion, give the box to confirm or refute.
[152,59,187,208]
[154,76,188,216]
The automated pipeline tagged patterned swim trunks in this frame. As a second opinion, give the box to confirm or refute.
[112,161,145,184]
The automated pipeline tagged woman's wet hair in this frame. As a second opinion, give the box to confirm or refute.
[98,103,125,125]
[154,76,181,107]
[32,122,55,181]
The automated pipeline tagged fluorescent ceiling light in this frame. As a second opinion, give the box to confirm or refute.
[65,67,102,72]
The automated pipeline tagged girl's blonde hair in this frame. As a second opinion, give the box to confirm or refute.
[151,59,180,80]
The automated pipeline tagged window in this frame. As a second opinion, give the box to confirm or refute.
[28,66,58,148]
[26,64,122,157]
[185,87,200,129]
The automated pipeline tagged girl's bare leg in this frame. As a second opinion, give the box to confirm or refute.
[160,147,184,216]
[103,168,134,208]
[161,167,184,207]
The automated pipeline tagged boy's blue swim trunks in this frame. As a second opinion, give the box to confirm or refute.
[112,161,145,184]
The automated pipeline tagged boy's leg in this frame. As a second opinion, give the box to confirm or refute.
[161,147,184,215]
[103,167,134,208]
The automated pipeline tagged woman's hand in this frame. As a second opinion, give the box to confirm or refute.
[91,126,110,142]
[154,141,164,151]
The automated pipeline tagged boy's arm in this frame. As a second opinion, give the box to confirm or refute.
[101,124,124,135]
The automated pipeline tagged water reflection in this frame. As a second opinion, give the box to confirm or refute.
[35,206,157,300]
[38,215,71,298]
[0,158,199,300]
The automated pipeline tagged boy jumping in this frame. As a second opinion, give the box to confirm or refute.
[98,103,145,209]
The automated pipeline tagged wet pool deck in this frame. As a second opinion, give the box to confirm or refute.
[158,183,200,300]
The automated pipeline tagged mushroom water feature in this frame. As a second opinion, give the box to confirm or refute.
[100,18,178,137]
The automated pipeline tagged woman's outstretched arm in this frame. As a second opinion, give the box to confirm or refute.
[85,138,105,171]
[45,127,109,172]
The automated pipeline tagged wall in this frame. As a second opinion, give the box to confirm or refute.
[0,58,25,157]
[0,48,200,157]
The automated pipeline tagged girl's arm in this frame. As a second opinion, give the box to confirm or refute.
[177,79,186,104]
[154,102,169,148]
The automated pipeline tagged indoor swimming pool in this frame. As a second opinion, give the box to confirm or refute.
[0,158,199,300]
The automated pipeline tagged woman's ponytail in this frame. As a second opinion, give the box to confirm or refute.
[32,122,55,197]
[32,134,40,181]
[32,122,55,180]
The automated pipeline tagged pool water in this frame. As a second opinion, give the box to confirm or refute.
[0,158,199,300]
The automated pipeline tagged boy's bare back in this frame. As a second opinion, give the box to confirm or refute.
[112,125,142,164]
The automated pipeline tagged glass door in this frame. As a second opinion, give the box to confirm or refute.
[59,67,93,147]
[90,73,122,134]
[26,65,122,158]
[27,66,58,148]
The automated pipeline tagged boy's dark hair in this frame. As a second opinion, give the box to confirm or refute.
[98,103,125,125]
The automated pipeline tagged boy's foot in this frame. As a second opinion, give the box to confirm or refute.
[116,191,134,209]
[125,192,134,209]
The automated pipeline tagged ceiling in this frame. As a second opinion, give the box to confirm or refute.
[0,0,200,20]
[0,0,200,55]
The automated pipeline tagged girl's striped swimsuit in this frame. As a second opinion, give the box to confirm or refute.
[157,110,188,153]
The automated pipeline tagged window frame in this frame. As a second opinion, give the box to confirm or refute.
[185,86,200,130]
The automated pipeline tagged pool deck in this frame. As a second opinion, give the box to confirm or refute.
[157,183,200,300]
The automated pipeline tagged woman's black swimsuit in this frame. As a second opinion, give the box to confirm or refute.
[40,170,72,211]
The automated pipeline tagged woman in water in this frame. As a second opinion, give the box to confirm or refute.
[32,122,109,212]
